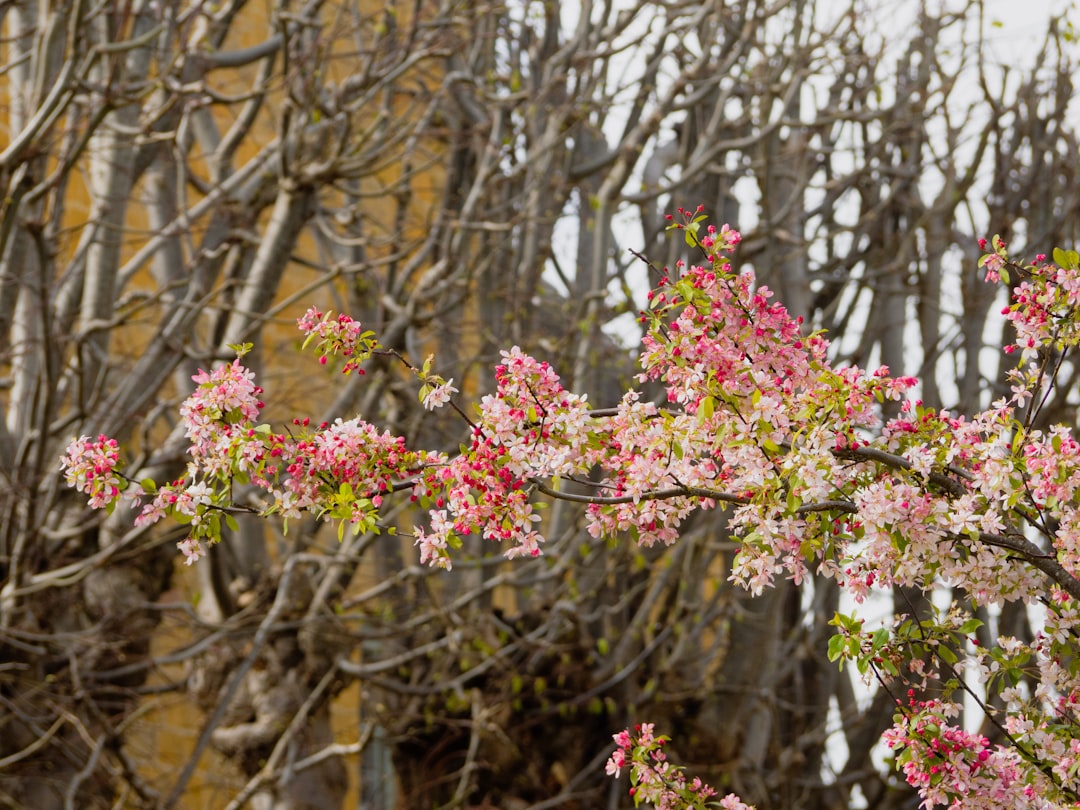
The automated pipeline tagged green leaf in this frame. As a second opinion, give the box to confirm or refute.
[872,627,890,651]
[827,634,847,663]
[1053,247,1080,270]
[958,618,984,635]
[698,396,715,424]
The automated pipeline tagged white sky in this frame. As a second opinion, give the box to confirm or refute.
[986,0,1075,38]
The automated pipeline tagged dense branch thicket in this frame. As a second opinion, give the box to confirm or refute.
[2,1,1079,808]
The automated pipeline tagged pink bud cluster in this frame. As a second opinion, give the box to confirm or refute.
[279,418,419,517]
[297,306,378,374]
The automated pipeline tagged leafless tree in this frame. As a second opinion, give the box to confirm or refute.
[1,1,1078,808]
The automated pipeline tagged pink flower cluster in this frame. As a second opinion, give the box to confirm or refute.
[605,723,740,810]
[883,695,1052,809]
[410,347,592,567]
[127,359,270,559]
[94,350,437,562]
[180,359,264,468]
[277,417,428,522]
[60,434,123,509]
[297,306,378,374]
[982,238,1080,363]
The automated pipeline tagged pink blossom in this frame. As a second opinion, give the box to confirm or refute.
[422,379,458,410]
[177,538,206,565]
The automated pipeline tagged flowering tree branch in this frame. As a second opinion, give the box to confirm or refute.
[61,208,1080,807]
